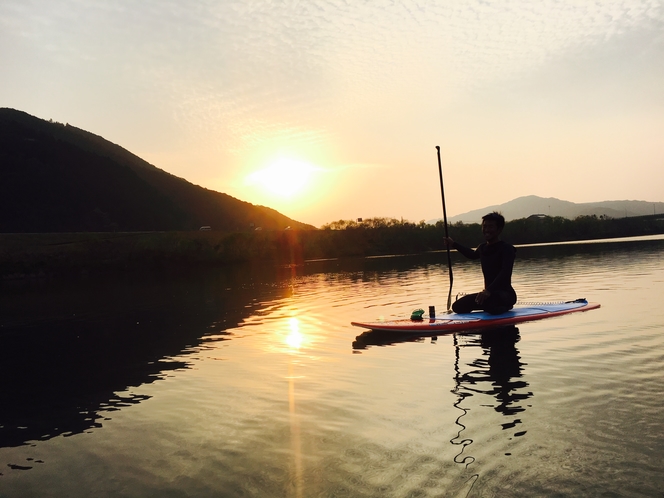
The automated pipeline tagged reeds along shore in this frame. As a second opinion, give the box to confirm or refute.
[1,215,663,279]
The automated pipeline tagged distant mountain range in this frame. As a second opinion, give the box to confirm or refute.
[429,195,664,225]
[0,108,314,232]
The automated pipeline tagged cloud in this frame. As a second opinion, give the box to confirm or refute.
[6,0,660,123]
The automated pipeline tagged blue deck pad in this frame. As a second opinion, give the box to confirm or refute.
[443,301,588,321]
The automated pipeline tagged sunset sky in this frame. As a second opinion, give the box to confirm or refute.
[2,1,663,227]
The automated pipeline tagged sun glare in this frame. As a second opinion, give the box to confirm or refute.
[246,158,318,198]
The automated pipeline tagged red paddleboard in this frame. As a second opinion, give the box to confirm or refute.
[351,299,600,333]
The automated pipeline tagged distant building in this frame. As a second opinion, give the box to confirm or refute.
[527,214,548,220]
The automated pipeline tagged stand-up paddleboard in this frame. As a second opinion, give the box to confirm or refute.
[351,299,600,333]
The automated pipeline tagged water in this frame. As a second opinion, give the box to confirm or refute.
[1,235,663,497]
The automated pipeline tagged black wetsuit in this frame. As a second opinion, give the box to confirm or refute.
[452,240,517,315]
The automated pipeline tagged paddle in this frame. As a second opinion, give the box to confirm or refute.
[436,146,454,312]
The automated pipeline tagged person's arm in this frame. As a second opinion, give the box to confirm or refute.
[452,241,480,260]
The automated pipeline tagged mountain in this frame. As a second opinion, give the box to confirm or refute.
[430,195,664,224]
[0,108,314,232]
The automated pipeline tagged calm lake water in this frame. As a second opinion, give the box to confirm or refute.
[1,235,663,497]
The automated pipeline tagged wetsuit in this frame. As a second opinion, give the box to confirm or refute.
[452,240,517,315]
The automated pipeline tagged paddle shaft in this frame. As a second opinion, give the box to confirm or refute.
[436,146,454,311]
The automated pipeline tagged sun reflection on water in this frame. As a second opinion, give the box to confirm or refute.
[285,317,304,351]
[286,316,304,498]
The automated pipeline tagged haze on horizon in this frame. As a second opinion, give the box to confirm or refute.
[2,1,663,227]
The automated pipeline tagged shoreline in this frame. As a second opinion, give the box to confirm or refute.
[2,231,663,281]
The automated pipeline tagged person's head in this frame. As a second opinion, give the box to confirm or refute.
[482,212,505,230]
[481,212,505,243]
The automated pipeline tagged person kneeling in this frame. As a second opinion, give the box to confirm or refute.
[443,212,517,315]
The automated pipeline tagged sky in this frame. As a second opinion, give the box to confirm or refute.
[2,0,663,227]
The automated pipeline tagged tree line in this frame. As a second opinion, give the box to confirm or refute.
[314,214,664,257]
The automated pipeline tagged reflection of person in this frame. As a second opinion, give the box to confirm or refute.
[444,212,516,315]
[480,326,530,416]
[451,325,531,467]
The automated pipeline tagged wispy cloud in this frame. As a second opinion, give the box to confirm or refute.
[5,0,660,127]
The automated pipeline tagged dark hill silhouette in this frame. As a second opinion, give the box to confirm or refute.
[0,108,314,232]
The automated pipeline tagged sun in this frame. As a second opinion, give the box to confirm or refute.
[246,158,318,198]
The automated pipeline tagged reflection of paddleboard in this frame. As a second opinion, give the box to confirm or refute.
[351,299,600,333]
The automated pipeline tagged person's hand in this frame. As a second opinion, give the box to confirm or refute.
[443,237,455,247]
[475,289,491,304]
